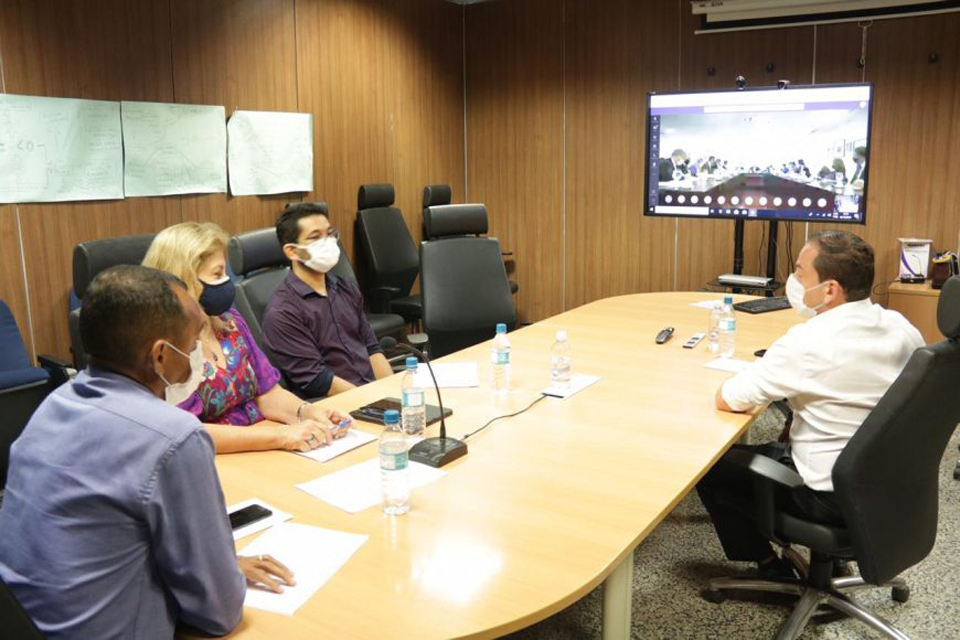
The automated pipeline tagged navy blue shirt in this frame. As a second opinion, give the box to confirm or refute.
[263,271,382,396]
[0,367,245,639]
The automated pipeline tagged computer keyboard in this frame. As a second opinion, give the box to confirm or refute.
[734,296,791,314]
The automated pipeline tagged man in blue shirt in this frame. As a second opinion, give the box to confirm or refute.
[0,265,293,638]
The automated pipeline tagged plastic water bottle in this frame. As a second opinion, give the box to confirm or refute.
[550,330,572,390]
[400,357,425,437]
[379,409,409,515]
[708,302,722,354]
[491,323,511,394]
[718,295,737,358]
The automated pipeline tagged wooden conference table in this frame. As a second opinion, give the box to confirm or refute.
[213,292,802,639]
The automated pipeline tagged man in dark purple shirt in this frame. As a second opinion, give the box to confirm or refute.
[263,203,393,397]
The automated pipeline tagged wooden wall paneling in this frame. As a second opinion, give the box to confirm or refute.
[677,14,814,291]
[297,0,397,265]
[384,0,466,246]
[0,0,179,360]
[563,0,680,310]
[466,0,564,323]
[171,0,301,235]
[0,207,32,360]
[813,16,960,303]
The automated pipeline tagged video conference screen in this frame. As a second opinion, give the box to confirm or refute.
[644,84,873,224]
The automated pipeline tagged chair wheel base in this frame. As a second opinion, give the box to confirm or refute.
[701,588,726,603]
[891,585,910,603]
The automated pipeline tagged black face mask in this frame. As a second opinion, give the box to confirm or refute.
[199,277,236,316]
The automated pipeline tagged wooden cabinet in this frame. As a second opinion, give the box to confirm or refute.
[886,281,944,344]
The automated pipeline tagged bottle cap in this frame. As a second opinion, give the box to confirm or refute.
[383,409,400,424]
[556,330,567,341]
[405,356,418,370]
[724,295,733,304]
[496,323,507,334]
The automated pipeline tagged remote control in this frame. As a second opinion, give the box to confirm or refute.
[655,327,674,344]
[683,332,706,349]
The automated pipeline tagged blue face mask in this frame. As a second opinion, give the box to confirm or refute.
[199,276,235,317]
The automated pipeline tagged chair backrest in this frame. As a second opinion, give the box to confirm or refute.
[0,300,31,374]
[423,184,452,208]
[833,276,960,585]
[69,233,157,367]
[356,183,419,296]
[420,205,516,358]
[228,227,291,368]
[0,577,44,639]
[423,203,489,240]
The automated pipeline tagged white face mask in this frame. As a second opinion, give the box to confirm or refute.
[785,273,828,319]
[157,339,204,405]
[298,237,340,273]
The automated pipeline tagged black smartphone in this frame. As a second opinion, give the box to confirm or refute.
[228,504,273,530]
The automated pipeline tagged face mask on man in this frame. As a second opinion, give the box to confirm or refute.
[156,339,204,405]
[298,237,340,273]
[785,273,829,319]
[199,276,236,317]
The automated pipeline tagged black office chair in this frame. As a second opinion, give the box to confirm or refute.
[0,300,69,489]
[424,202,519,295]
[0,577,44,639]
[70,233,157,368]
[420,204,517,358]
[355,184,422,323]
[702,275,960,640]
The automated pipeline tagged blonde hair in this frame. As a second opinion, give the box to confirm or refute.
[142,222,233,329]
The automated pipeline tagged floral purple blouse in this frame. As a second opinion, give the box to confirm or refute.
[178,310,281,426]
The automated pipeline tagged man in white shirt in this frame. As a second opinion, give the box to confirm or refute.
[697,230,924,577]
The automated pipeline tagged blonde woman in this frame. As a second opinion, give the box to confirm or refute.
[142,222,349,454]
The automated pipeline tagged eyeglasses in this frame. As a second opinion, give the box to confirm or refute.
[321,228,341,242]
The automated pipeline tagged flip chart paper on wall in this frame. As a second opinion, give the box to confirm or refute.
[227,110,314,195]
[121,101,227,196]
[0,94,123,203]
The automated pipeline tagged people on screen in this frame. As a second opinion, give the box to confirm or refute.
[698,230,923,578]
[142,222,350,453]
[658,148,689,182]
[0,266,295,638]
[262,203,393,397]
[850,146,867,189]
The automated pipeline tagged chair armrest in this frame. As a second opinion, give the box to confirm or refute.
[37,354,72,388]
[724,448,804,489]
[725,448,804,545]
[368,286,402,314]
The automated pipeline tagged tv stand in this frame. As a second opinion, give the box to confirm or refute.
[721,219,780,297]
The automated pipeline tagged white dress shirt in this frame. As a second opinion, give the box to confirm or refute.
[721,298,924,491]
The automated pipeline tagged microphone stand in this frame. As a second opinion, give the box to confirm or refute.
[382,338,467,468]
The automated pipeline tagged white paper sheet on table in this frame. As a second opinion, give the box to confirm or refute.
[412,362,479,388]
[226,498,292,541]
[121,101,227,196]
[297,458,446,513]
[294,429,378,463]
[241,522,367,616]
[704,357,753,373]
[541,373,602,399]
[227,110,313,195]
[690,299,723,309]
[0,94,123,203]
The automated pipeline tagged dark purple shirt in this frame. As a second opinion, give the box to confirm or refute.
[263,271,382,396]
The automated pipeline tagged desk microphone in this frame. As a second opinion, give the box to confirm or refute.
[379,337,467,468]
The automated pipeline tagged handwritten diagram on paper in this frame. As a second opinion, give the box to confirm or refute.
[121,101,227,197]
[227,110,313,196]
[0,94,123,203]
